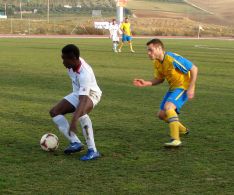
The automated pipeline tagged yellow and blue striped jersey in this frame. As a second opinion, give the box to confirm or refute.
[120,22,131,36]
[153,52,193,90]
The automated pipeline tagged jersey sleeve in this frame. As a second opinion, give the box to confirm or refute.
[78,73,91,96]
[172,55,193,74]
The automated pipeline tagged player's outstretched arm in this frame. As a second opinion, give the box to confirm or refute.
[133,78,164,87]
[133,79,151,87]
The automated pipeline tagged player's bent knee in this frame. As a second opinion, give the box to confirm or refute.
[158,114,164,120]
[164,102,176,111]
[157,111,165,120]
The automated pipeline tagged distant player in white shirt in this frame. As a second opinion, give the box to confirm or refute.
[109,19,120,52]
[49,44,102,161]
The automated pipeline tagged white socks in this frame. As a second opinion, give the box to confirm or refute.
[113,43,118,51]
[52,114,97,151]
[79,114,97,152]
[52,115,81,143]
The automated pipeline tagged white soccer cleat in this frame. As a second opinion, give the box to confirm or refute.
[164,139,182,147]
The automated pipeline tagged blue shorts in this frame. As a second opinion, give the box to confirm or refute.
[160,88,188,113]
[122,34,132,42]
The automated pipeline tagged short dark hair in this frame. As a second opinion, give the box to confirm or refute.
[146,39,165,50]
[62,44,80,59]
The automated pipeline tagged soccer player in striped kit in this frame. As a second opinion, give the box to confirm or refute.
[133,39,198,147]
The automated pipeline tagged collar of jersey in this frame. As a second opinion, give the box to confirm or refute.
[160,51,167,64]
[75,60,82,73]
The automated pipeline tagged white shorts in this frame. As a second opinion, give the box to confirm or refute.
[64,90,101,108]
[112,35,119,42]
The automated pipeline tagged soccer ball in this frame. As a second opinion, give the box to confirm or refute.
[40,133,59,151]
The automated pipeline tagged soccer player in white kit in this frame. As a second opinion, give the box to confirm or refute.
[49,44,102,161]
[109,19,120,52]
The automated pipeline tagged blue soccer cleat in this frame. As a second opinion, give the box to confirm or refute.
[80,149,101,161]
[64,142,84,154]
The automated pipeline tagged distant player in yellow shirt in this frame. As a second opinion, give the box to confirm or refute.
[118,17,135,53]
[133,39,198,147]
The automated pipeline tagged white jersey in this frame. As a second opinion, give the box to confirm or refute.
[67,58,102,96]
[109,23,120,42]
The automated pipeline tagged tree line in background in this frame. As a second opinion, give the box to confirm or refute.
[0,0,117,16]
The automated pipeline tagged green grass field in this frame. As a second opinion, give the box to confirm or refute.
[0,38,234,194]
